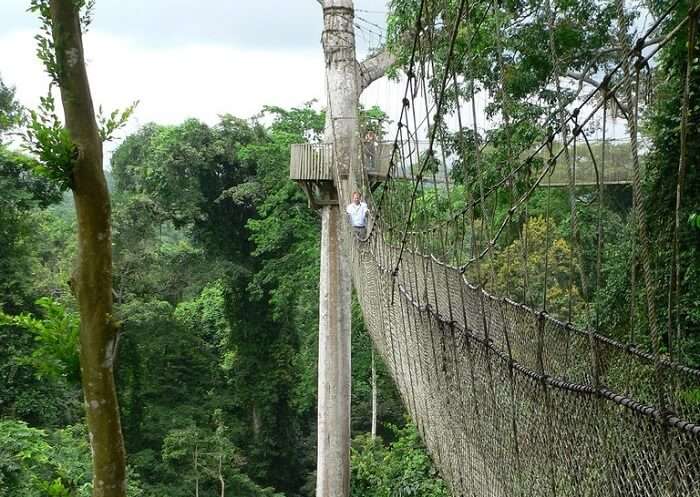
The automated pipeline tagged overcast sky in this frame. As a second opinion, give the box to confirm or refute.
[0,0,399,160]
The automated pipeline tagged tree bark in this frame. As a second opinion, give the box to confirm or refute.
[316,4,359,497]
[316,3,396,497]
[323,0,362,195]
[48,2,126,497]
[316,206,352,497]
[358,49,396,92]
[252,403,261,439]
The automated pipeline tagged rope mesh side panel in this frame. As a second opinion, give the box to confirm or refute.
[341,1,700,495]
[353,235,700,497]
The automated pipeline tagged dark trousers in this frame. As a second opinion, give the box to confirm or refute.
[352,226,367,239]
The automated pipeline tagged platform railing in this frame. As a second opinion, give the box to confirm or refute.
[290,141,634,186]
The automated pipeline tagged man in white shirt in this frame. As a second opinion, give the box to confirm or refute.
[346,191,368,238]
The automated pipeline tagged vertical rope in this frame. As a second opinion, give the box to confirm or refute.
[581,129,602,387]
[616,0,666,409]
[597,98,607,336]
[543,140,554,313]
[671,0,697,362]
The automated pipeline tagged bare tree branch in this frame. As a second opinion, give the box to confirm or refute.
[358,46,396,91]
[643,36,664,47]
[562,72,629,118]
[566,71,601,88]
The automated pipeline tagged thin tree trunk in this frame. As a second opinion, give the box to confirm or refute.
[48,2,126,497]
[252,403,261,439]
[371,347,377,439]
[218,454,225,497]
[194,444,199,497]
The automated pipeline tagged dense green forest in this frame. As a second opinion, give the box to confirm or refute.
[0,78,446,495]
[1,0,699,495]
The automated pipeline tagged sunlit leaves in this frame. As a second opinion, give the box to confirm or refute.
[0,78,23,139]
[351,423,449,497]
[0,298,80,384]
[22,92,77,191]
[0,421,143,497]
[97,101,139,142]
[28,0,59,84]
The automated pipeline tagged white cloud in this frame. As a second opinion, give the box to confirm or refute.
[0,28,326,161]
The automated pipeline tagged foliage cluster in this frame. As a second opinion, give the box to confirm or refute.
[0,73,431,497]
[384,0,700,365]
[8,0,698,495]
[351,424,449,497]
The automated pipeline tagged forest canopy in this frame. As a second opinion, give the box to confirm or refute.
[1,0,699,495]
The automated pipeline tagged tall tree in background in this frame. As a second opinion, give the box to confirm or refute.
[0,76,61,314]
[28,1,127,496]
[314,2,397,497]
[0,77,22,138]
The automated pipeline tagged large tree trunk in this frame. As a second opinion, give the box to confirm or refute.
[316,206,352,497]
[316,3,361,497]
[323,0,363,195]
[48,2,126,497]
[316,2,396,497]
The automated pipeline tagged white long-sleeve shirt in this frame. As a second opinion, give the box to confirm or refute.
[346,201,368,227]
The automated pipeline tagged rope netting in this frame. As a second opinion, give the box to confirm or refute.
[351,0,700,495]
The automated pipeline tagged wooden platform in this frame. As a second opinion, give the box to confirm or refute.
[289,143,334,182]
[289,142,393,182]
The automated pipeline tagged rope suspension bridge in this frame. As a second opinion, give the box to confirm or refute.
[297,0,700,495]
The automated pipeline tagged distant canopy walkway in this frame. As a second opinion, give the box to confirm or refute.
[290,140,636,190]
